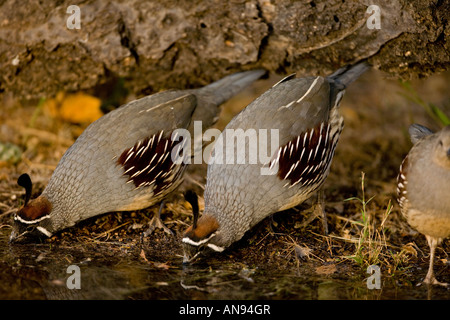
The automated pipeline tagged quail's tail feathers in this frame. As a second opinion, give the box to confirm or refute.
[325,59,370,108]
[327,60,371,90]
[199,69,266,106]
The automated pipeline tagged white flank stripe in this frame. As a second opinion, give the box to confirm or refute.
[284,166,294,179]
[207,243,225,252]
[299,148,305,161]
[149,153,158,164]
[301,165,309,175]
[296,77,320,103]
[124,151,134,164]
[124,166,135,175]
[307,149,313,162]
[313,144,320,159]
[136,145,145,157]
[37,226,52,237]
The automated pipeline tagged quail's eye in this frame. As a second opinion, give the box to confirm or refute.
[438,140,443,147]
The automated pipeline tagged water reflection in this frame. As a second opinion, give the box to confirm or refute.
[0,229,446,300]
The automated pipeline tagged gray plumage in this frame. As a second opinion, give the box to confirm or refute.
[182,61,370,262]
[397,124,450,286]
[10,70,265,242]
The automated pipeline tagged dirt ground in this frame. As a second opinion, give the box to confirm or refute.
[0,67,449,298]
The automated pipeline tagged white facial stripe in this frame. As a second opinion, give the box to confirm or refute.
[207,243,225,252]
[182,232,217,247]
[14,214,50,224]
[36,226,52,237]
[182,237,203,246]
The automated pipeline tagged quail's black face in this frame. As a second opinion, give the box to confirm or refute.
[9,220,51,244]
[181,234,224,264]
[182,190,225,263]
[182,242,204,264]
[10,173,54,244]
[9,196,54,244]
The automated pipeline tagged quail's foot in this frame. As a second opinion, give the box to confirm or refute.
[421,235,449,287]
[296,190,328,235]
[314,189,328,235]
[423,266,449,287]
[423,273,449,287]
[143,202,174,236]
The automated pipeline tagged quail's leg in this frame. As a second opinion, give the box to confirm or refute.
[143,201,174,236]
[423,235,448,287]
[297,189,328,234]
[315,189,328,235]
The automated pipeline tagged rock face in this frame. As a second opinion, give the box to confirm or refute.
[0,0,448,99]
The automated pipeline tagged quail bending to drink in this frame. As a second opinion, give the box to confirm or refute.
[397,124,450,286]
[10,70,265,243]
[182,61,370,262]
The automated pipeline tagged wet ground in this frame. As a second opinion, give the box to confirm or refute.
[0,225,447,300]
[0,68,449,300]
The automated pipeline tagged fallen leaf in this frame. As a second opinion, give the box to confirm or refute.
[401,242,418,257]
[153,262,170,270]
[44,91,102,124]
[139,249,149,263]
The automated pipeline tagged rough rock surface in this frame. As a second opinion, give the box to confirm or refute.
[0,0,448,99]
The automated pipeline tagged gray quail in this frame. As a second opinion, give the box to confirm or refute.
[10,69,265,243]
[182,61,370,262]
[397,124,450,287]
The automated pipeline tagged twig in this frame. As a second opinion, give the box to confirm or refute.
[93,221,132,239]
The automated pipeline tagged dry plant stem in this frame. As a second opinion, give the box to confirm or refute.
[342,172,396,268]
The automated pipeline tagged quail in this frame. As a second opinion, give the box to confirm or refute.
[10,69,265,243]
[182,61,370,262]
[397,124,450,286]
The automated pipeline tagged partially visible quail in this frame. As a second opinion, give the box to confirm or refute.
[10,70,265,243]
[182,61,370,262]
[397,124,450,286]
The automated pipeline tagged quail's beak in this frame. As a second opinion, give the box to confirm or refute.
[8,229,18,244]
[183,253,192,264]
[8,228,33,244]
[182,250,202,264]
[181,240,204,264]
